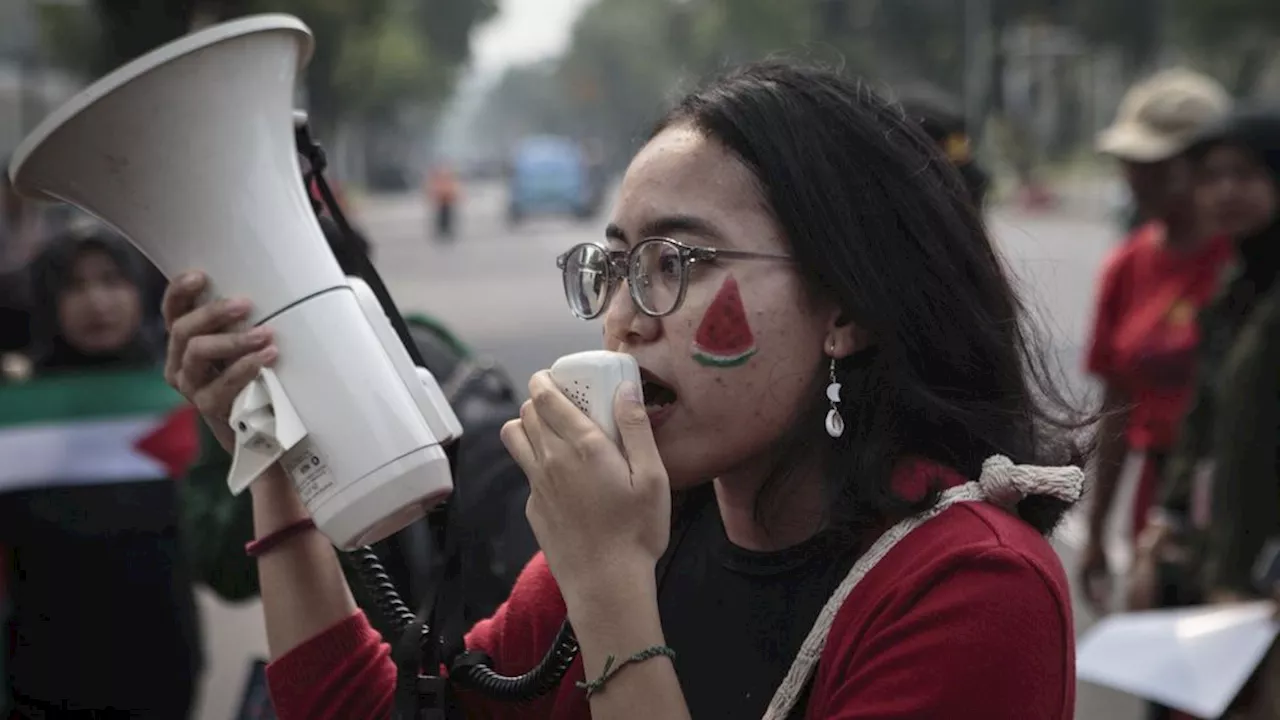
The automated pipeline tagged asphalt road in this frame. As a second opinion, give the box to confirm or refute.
[192,181,1146,720]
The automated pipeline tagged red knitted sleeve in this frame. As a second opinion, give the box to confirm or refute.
[265,552,573,720]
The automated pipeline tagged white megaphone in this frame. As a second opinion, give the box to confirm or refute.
[7,14,463,550]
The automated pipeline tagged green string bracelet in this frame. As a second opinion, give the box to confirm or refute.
[575,645,677,699]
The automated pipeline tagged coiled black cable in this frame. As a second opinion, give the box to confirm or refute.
[448,619,580,701]
[351,546,419,634]
[349,545,582,703]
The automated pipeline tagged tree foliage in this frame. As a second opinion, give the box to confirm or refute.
[41,0,495,134]
[473,0,1278,164]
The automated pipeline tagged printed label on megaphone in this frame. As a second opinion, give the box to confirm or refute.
[6,14,462,551]
[280,440,334,507]
[549,351,641,447]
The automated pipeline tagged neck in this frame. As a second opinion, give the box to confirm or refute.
[1161,213,1204,251]
[713,462,827,551]
[36,333,154,373]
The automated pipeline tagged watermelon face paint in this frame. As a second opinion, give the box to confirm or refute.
[691,275,758,368]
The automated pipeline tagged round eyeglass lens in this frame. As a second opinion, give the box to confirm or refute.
[562,243,611,318]
[631,239,684,316]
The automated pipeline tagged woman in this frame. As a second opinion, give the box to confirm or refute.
[1,228,203,718]
[1141,108,1280,719]
[163,61,1084,719]
[1079,68,1233,623]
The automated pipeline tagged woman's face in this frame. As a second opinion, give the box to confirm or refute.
[1195,145,1278,238]
[57,249,143,355]
[601,124,840,489]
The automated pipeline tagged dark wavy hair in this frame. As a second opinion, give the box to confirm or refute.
[654,60,1088,540]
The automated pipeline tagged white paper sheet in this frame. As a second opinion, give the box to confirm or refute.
[1077,600,1280,719]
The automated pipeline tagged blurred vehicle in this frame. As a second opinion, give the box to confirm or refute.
[506,135,595,226]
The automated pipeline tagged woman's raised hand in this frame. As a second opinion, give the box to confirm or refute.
[161,271,278,452]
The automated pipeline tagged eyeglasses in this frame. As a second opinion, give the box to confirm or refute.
[555,237,793,320]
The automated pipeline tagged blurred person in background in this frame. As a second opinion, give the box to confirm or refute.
[0,228,203,719]
[428,163,460,240]
[1101,70,1232,236]
[900,97,991,209]
[1138,108,1280,720]
[581,138,608,216]
[0,163,44,716]
[1078,69,1231,646]
[0,158,45,364]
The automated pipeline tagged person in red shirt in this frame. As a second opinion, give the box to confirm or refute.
[161,61,1085,719]
[1100,69,1232,238]
[1080,68,1233,625]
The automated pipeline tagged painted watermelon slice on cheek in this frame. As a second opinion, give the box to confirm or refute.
[692,275,758,368]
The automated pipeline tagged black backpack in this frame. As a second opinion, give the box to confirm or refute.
[361,315,537,640]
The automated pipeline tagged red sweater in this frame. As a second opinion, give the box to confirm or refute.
[267,479,1075,718]
[1086,224,1233,450]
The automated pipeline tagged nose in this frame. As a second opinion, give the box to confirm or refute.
[82,284,119,314]
[602,280,660,349]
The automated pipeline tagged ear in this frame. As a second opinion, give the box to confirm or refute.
[824,310,872,359]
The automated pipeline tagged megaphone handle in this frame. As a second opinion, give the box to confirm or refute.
[226,368,308,496]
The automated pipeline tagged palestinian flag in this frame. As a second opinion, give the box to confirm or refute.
[0,368,200,496]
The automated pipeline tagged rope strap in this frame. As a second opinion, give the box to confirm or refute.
[760,455,1083,719]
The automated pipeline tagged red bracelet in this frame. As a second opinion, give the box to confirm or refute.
[245,518,316,558]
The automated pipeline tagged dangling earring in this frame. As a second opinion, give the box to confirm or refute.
[825,344,845,439]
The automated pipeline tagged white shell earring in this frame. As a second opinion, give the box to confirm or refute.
[825,351,844,439]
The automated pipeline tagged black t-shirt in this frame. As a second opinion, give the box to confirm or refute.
[656,489,857,719]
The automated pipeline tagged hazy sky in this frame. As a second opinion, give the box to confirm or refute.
[470,0,595,73]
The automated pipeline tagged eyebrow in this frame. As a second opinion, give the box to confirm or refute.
[605,214,724,244]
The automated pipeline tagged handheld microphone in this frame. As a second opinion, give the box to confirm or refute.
[549,351,642,446]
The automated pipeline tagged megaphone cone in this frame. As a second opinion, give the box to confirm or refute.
[8,15,461,550]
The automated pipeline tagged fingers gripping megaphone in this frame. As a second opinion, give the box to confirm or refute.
[7,15,462,550]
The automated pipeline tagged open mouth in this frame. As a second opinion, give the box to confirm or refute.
[639,367,678,411]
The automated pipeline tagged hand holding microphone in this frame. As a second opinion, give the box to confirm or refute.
[500,351,671,604]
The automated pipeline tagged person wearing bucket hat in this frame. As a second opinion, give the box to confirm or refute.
[1079,69,1235,662]
[1097,68,1232,232]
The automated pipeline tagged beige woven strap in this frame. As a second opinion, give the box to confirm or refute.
[760,455,1083,720]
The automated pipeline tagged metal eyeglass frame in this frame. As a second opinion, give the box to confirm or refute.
[555,236,793,320]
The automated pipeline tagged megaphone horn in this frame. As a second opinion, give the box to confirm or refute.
[8,14,463,550]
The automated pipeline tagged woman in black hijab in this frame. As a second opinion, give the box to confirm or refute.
[3,227,203,719]
[26,227,163,372]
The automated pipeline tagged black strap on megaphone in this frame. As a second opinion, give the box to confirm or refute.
[293,113,466,719]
